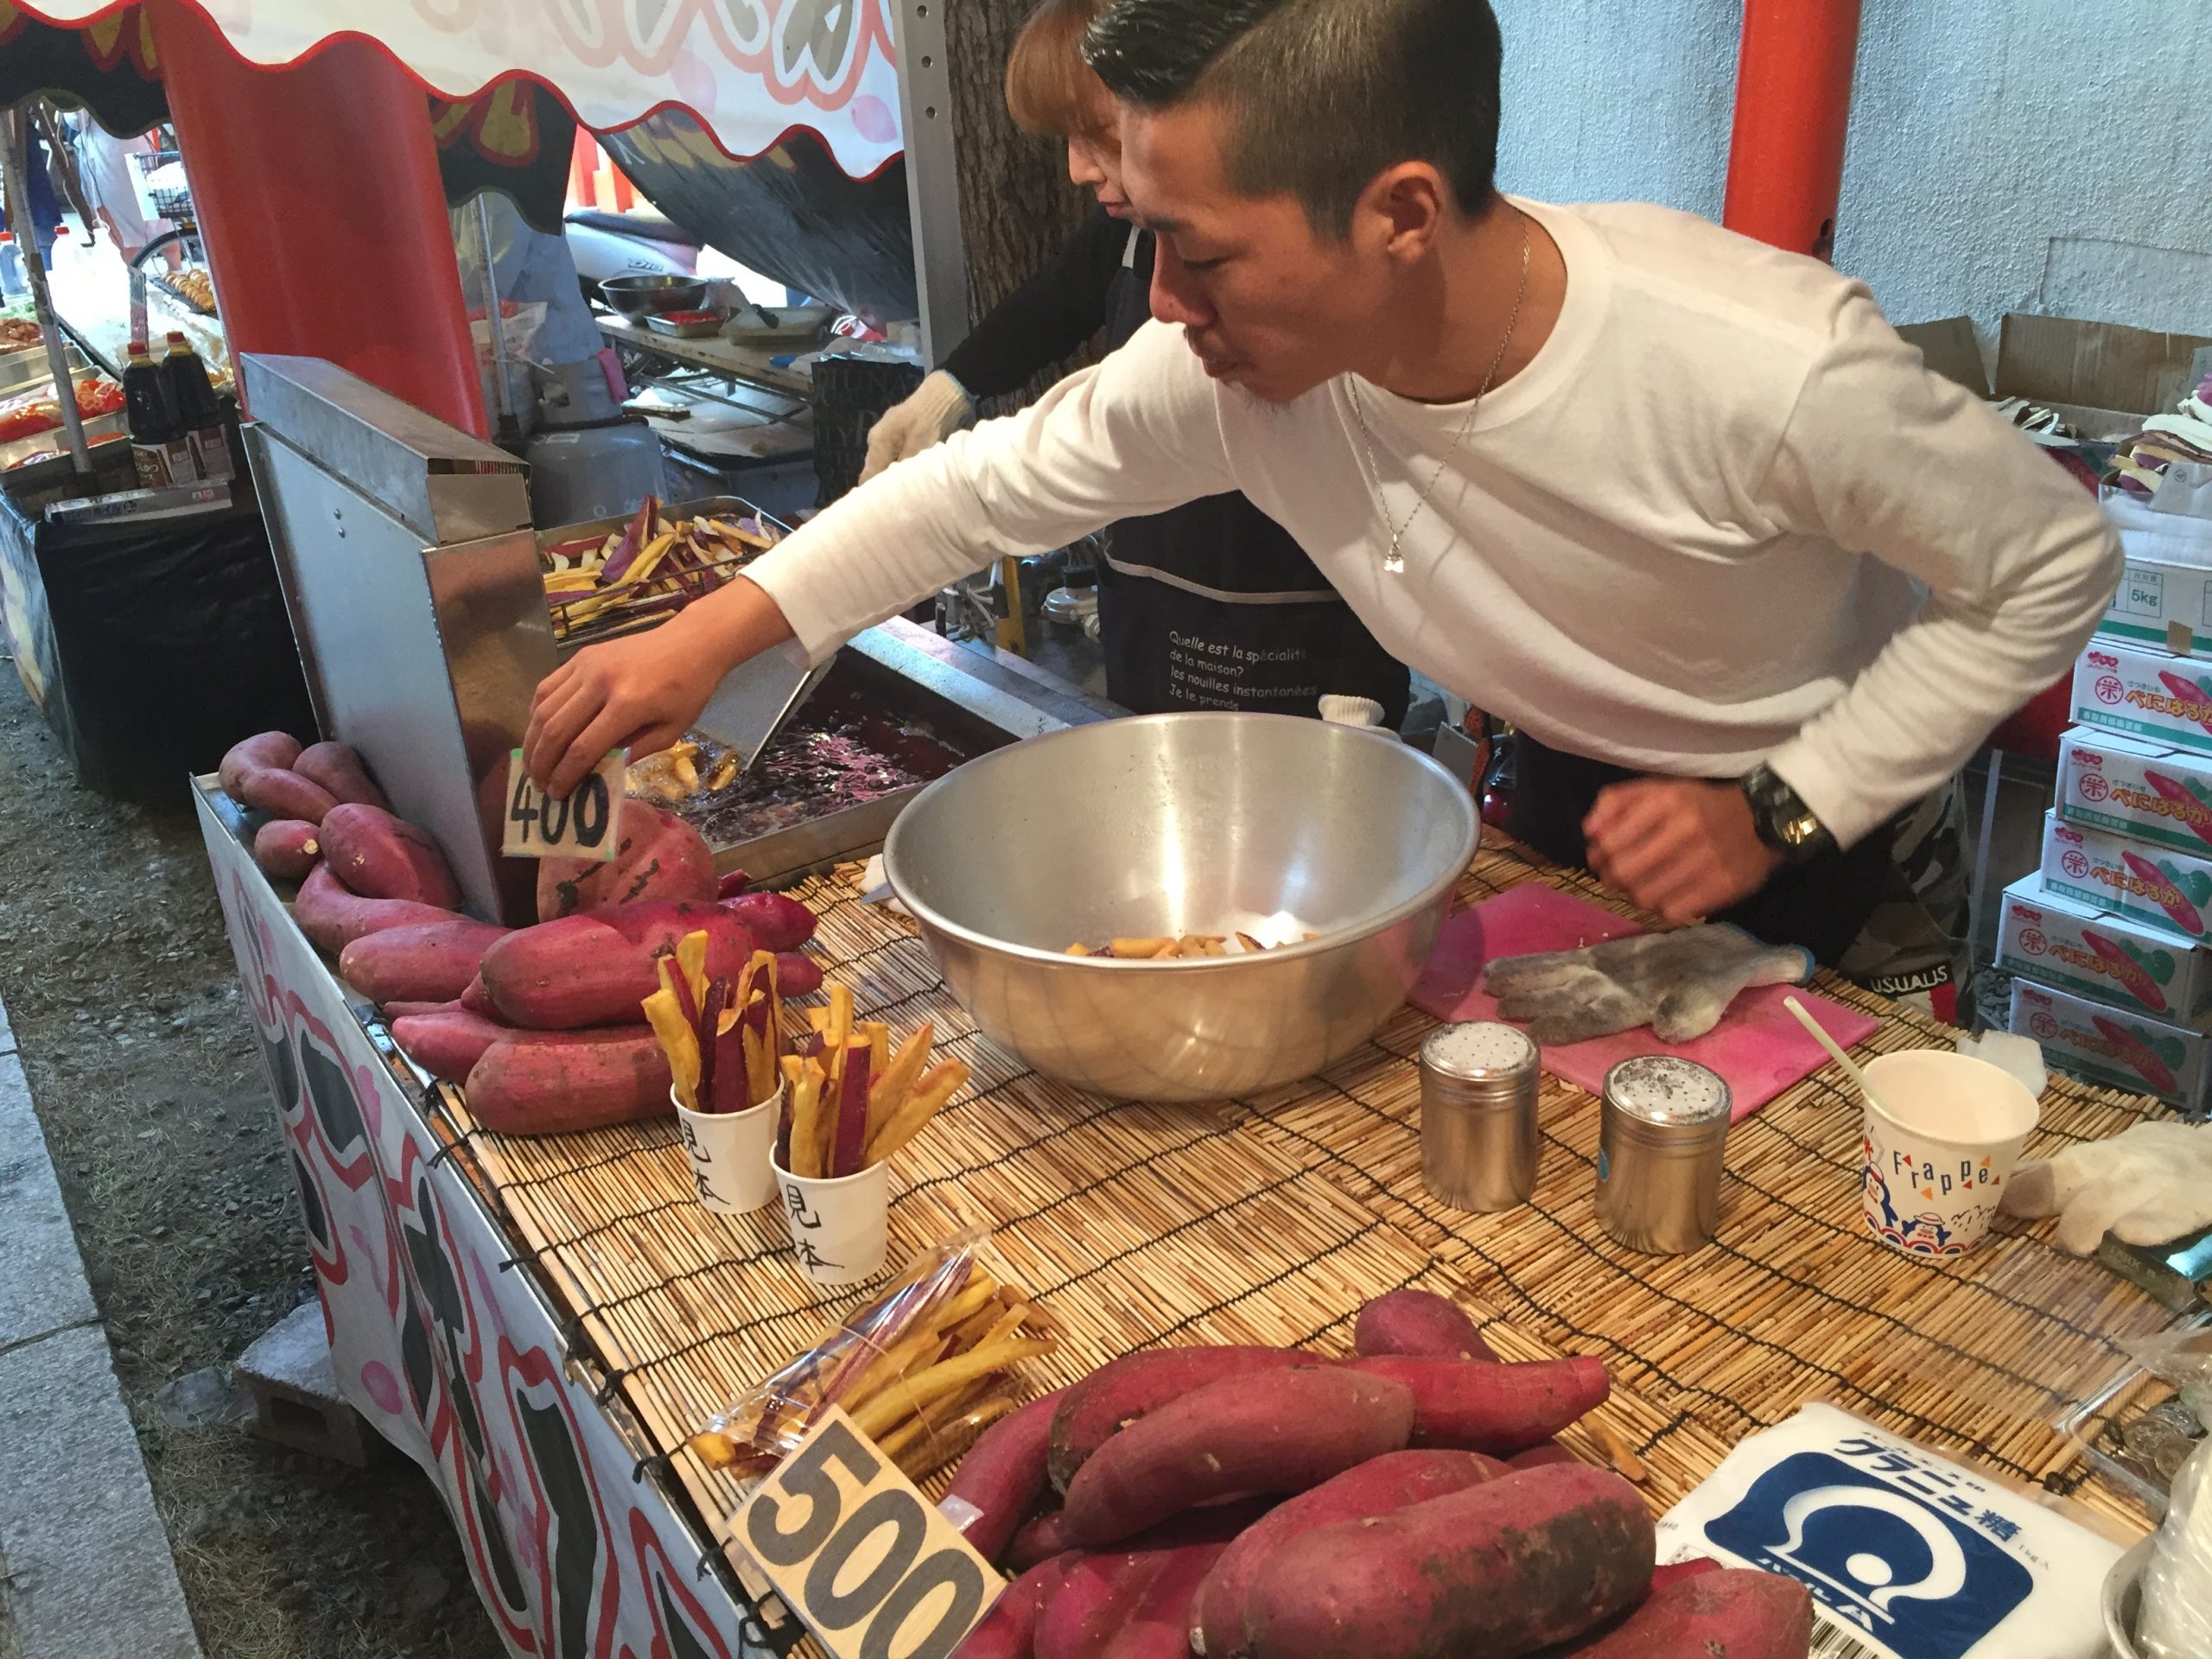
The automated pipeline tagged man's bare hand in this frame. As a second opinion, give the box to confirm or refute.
[1583,778,1780,923]
[524,575,800,798]
[524,622,723,798]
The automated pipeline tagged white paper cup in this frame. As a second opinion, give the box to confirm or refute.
[771,1149,891,1286]
[674,1084,780,1215]
[1859,1049,2041,1257]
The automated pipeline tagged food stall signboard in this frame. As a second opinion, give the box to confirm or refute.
[503,748,624,860]
[735,1407,999,1659]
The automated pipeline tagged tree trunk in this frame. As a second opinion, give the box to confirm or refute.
[944,0,1093,405]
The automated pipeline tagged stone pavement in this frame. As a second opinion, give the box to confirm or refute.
[0,993,202,1659]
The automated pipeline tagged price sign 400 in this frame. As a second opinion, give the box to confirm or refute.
[740,1409,998,1659]
[503,750,625,862]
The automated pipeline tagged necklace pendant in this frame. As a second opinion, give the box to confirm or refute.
[1382,544,1406,575]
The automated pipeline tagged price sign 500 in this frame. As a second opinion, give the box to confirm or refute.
[502,750,624,861]
[738,1408,997,1659]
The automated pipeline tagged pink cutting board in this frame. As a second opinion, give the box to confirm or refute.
[1409,885,1879,1122]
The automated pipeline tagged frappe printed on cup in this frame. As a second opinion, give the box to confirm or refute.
[1861,1135,2000,1257]
[1857,1049,2039,1259]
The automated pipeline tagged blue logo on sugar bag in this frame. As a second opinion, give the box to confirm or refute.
[1702,1452,2031,1659]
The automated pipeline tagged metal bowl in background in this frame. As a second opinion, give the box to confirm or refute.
[883,713,1479,1100]
[598,273,710,318]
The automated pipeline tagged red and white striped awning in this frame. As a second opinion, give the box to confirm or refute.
[12,0,906,176]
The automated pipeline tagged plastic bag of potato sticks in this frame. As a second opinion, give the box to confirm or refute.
[683,1228,1058,1482]
[1655,1403,2122,1659]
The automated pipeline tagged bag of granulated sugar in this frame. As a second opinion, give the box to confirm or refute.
[1656,1404,2124,1659]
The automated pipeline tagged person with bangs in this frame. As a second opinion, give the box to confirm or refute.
[860,0,1410,727]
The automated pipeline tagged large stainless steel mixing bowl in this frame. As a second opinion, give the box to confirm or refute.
[883,713,1479,1100]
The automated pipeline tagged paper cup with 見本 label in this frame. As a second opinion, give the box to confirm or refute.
[1859,1049,2040,1256]
[771,1147,890,1286]
[673,1084,779,1216]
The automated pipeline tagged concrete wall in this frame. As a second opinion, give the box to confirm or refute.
[1493,0,2212,342]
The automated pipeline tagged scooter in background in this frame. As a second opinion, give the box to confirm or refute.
[563,208,700,288]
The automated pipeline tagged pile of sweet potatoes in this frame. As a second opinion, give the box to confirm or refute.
[219,731,828,1138]
[945,1289,1813,1659]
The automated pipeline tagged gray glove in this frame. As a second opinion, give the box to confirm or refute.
[1484,923,1814,1045]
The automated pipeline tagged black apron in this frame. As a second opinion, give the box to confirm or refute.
[1506,733,1897,966]
[1096,231,1410,724]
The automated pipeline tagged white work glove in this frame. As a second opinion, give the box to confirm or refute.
[1484,923,1813,1045]
[1999,1119,2212,1254]
[1319,695,1400,741]
[860,370,973,483]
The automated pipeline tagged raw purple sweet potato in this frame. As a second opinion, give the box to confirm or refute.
[952,1552,1076,1659]
[391,1009,512,1084]
[320,804,461,908]
[1343,1354,1610,1453]
[1007,1509,1076,1573]
[222,732,340,823]
[721,890,818,951]
[1243,1463,1655,1659]
[1048,1346,1321,1491]
[220,730,301,794]
[1508,1440,1582,1471]
[536,798,717,920]
[1352,1288,1497,1361]
[1559,1567,1812,1657]
[293,741,390,811]
[1035,1548,1164,1659]
[1190,1448,1503,1658]
[339,918,508,1005]
[1101,1530,1237,1659]
[1649,1556,1726,1593]
[479,904,754,1030]
[461,975,499,1018]
[776,951,824,997]
[293,863,462,955]
[944,1390,1065,1565]
[1059,1368,1415,1548]
[252,818,322,881]
[380,999,464,1020]
[464,1025,673,1135]
[1036,1507,1270,1659]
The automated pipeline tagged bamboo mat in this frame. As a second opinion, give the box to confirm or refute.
[430,834,2173,1629]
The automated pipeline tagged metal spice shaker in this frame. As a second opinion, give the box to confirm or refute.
[1421,1021,1541,1212]
[1595,1055,1732,1255]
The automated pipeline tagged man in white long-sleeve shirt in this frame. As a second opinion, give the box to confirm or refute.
[526,0,2120,963]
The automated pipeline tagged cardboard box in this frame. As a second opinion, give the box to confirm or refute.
[1995,874,2212,1027]
[1996,313,2212,441]
[2095,493,2212,655]
[2070,640,2212,755]
[2010,978,2211,1113]
[2041,810,2212,944]
[1901,313,2210,437]
[2056,728,2212,856]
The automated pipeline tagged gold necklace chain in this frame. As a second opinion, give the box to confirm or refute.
[1348,211,1532,575]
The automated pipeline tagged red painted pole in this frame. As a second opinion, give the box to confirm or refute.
[145,0,486,435]
[1721,0,1864,261]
